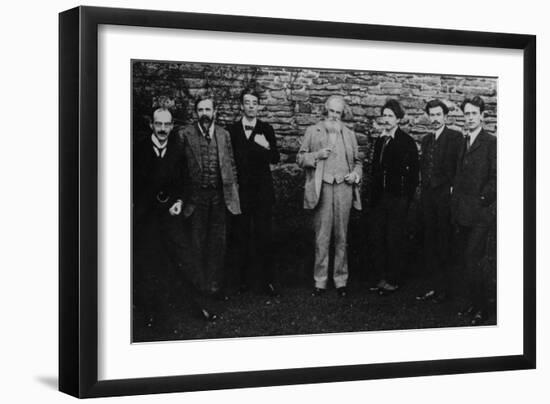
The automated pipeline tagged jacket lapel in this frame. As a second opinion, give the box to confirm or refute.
[435,127,450,162]
[188,124,203,170]
[341,127,353,171]
[214,125,225,168]
[466,129,485,155]
[238,118,249,142]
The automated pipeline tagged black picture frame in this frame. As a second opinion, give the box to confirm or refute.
[59,5,536,398]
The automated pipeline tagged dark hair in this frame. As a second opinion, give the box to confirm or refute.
[425,99,449,115]
[460,96,485,113]
[240,87,260,104]
[194,93,216,111]
[381,99,405,119]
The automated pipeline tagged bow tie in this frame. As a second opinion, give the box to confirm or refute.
[244,125,254,131]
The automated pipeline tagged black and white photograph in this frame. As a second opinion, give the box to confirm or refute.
[131,60,497,342]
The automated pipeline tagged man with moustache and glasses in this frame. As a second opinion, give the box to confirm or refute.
[228,88,281,297]
[452,96,496,325]
[179,95,241,302]
[369,99,419,295]
[298,95,362,298]
[416,99,462,304]
[133,107,217,324]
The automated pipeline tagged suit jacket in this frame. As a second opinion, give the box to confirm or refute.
[452,129,497,227]
[371,127,419,205]
[298,121,362,210]
[420,126,463,190]
[228,118,280,211]
[178,123,241,217]
[133,134,185,219]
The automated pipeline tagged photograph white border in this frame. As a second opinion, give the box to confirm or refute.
[97,24,524,381]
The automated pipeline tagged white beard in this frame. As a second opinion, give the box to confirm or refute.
[324,119,343,134]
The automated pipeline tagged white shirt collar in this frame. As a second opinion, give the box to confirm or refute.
[198,122,215,138]
[434,125,445,140]
[468,126,483,145]
[382,126,398,139]
[151,134,168,158]
[242,117,257,129]
[242,118,257,139]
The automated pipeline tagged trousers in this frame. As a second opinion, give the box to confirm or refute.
[312,182,353,289]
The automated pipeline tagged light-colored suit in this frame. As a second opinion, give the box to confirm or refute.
[298,122,362,211]
[298,121,362,289]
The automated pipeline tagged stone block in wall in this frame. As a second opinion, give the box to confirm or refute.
[455,86,496,97]
[361,95,388,107]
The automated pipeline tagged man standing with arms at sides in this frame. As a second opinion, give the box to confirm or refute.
[133,107,217,324]
[179,95,241,301]
[228,88,281,297]
[298,95,362,298]
[452,96,496,325]
[369,99,419,295]
[416,99,463,304]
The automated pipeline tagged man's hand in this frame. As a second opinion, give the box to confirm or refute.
[254,134,270,150]
[169,200,183,216]
[344,172,359,184]
[316,148,332,160]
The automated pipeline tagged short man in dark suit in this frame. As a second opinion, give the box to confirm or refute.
[416,99,463,303]
[133,107,217,325]
[228,88,281,296]
[178,95,241,299]
[369,99,419,294]
[452,96,496,325]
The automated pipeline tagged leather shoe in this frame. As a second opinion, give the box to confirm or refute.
[471,310,487,326]
[312,287,326,297]
[336,287,348,298]
[266,283,281,298]
[457,305,475,317]
[416,289,436,301]
[200,308,218,322]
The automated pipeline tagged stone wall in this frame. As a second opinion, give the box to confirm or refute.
[133,61,497,282]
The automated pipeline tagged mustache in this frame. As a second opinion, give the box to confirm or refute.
[199,115,212,125]
[157,130,167,135]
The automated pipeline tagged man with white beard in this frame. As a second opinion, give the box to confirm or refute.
[298,95,363,297]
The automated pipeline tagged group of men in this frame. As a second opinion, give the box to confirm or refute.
[134,87,496,327]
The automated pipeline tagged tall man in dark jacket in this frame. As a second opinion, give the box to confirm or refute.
[416,99,463,303]
[228,88,281,296]
[178,95,241,299]
[133,107,216,325]
[452,96,496,325]
[369,99,419,294]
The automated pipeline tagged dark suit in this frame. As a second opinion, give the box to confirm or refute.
[420,126,463,295]
[178,123,241,294]
[132,135,205,324]
[451,128,496,312]
[369,127,419,285]
[228,119,280,290]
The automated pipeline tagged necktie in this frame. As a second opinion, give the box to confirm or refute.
[153,146,166,158]
[465,134,471,151]
[244,125,254,131]
[205,133,211,143]
[380,136,392,164]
